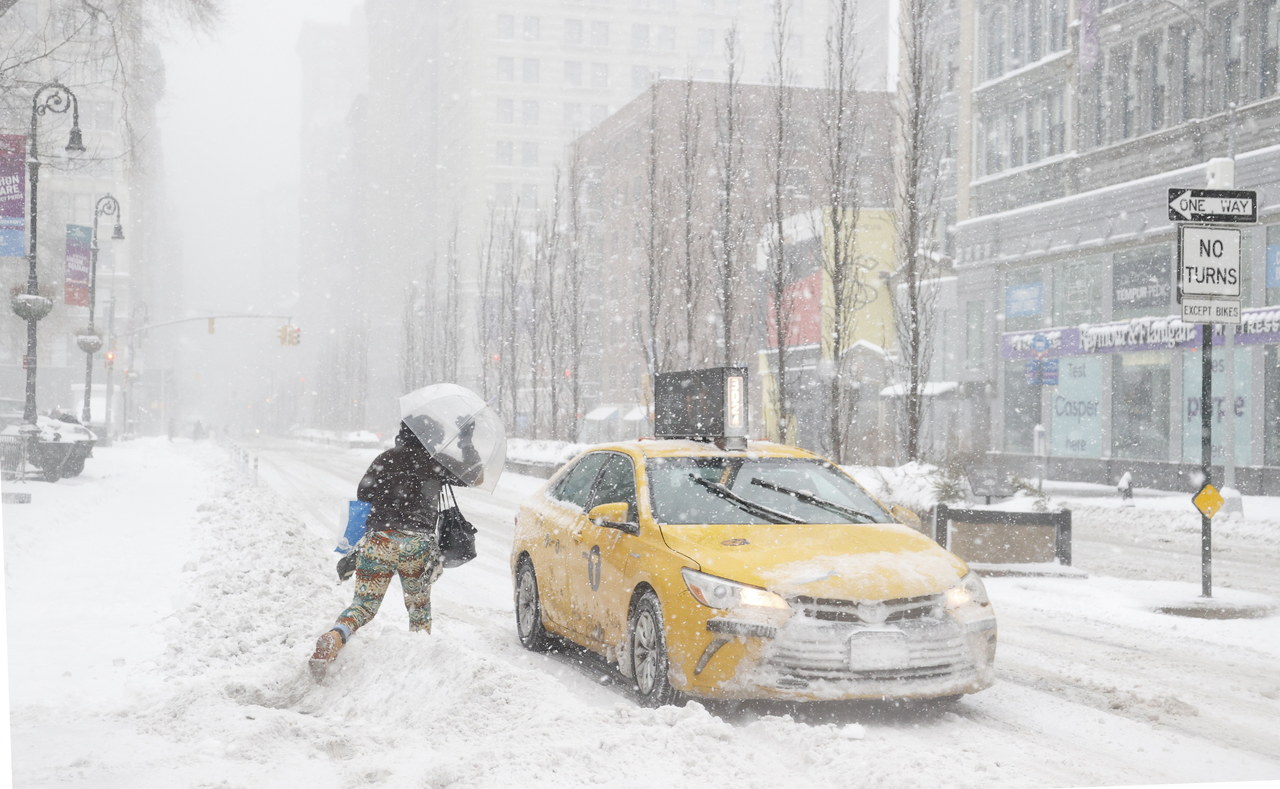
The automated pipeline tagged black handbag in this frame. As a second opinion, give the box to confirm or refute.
[436,485,477,568]
[336,549,358,582]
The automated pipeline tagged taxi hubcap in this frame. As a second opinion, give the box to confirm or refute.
[633,611,660,692]
[517,570,536,636]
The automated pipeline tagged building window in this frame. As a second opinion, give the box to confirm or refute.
[564,102,585,128]
[983,8,1005,80]
[1046,90,1065,155]
[521,141,539,167]
[1112,245,1172,319]
[1007,105,1024,168]
[1112,354,1170,460]
[496,140,514,165]
[523,58,540,83]
[1107,44,1133,141]
[1206,5,1240,114]
[964,301,986,371]
[698,28,715,51]
[522,100,539,125]
[591,21,609,46]
[565,18,583,45]
[1003,360,1042,453]
[523,16,541,41]
[657,25,676,51]
[1169,24,1200,123]
[1266,224,1280,305]
[632,65,651,90]
[495,182,513,204]
[520,183,538,207]
[565,61,582,85]
[1259,0,1280,98]
[497,14,514,39]
[631,24,650,49]
[1026,101,1043,164]
[1266,346,1280,464]
[1137,32,1166,133]
[1048,0,1068,51]
[496,98,514,123]
[498,57,514,81]
[1054,256,1105,323]
[590,104,608,124]
[591,62,609,88]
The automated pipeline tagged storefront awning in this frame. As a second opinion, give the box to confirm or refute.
[879,381,959,398]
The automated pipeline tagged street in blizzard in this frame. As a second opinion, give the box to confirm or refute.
[3,0,1280,787]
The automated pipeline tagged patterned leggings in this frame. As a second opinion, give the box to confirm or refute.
[336,530,443,635]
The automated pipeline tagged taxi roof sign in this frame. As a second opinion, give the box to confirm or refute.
[1192,483,1225,519]
[654,367,748,450]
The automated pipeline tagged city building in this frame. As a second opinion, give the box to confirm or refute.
[948,0,1280,492]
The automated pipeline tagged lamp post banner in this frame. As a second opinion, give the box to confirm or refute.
[0,134,25,257]
[64,223,91,306]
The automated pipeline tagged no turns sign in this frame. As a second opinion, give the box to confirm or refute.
[1178,225,1241,298]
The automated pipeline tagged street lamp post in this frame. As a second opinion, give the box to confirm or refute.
[79,194,122,424]
[15,82,85,432]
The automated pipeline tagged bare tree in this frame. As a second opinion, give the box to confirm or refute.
[894,0,948,462]
[637,81,673,378]
[441,219,461,383]
[561,150,588,441]
[676,76,704,368]
[764,0,796,444]
[713,26,746,367]
[477,205,502,404]
[816,0,879,462]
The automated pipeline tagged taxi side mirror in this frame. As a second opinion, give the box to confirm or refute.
[890,504,923,531]
[588,502,639,535]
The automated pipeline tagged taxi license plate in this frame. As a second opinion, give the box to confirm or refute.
[848,631,909,671]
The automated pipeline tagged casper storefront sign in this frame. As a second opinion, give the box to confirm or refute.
[1051,357,1103,457]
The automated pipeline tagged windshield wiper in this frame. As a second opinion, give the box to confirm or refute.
[689,475,805,525]
[749,477,879,524]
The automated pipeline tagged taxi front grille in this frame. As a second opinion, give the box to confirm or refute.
[762,620,973,685]
[789,593,942,625]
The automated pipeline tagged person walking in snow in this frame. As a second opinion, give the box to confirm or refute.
[309,414,480,680]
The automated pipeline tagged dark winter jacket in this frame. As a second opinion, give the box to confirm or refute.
[357,423,478,533]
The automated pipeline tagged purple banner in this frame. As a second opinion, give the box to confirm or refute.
[0,134,26,257]
[1002,308,1280,360]
[65,224,91,306]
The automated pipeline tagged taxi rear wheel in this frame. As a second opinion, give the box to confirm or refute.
[629,590,682,707]
[515,558,551,652]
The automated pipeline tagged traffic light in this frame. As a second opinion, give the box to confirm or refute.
[278,325,289,345]
[289,326,301,345]
[104,350,115,368]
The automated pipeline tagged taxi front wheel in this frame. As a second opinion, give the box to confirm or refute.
[629,591,683,707]
[515,558,551,652]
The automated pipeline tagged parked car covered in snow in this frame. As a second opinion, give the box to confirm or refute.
[0,403,96,481]
[510,438,997,707]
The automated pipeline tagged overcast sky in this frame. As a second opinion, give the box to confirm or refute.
[157,0,360,312]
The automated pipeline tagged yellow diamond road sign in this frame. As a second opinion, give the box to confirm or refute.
[1193,484,1225,519]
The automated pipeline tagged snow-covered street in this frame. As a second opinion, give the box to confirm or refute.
[4,437,1280,788]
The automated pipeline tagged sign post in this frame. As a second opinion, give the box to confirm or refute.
[1170,186,1256,598]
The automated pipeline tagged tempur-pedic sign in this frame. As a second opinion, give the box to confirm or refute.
[1178,224,1241,324]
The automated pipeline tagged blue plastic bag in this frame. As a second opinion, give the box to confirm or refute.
[336,500,371,554]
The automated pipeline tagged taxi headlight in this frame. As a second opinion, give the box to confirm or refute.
[945,571,990,610]
[681,568,790,611]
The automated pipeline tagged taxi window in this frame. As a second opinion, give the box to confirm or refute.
[550,452,608,510]
[645,456,891,526]
[588,453,638,519]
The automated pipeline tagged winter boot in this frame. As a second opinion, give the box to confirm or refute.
[308,629,345,681]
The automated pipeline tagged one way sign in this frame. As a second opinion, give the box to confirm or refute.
[1168,188,1257,223]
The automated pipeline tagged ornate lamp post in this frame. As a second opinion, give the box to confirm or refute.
[14,82,85,430]
[78,194,123,424]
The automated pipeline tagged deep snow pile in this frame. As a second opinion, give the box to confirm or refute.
[4,438,1279,789]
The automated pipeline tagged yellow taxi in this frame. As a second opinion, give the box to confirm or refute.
[510,438,997,706]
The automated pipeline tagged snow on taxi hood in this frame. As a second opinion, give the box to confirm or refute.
[660,520,968,601]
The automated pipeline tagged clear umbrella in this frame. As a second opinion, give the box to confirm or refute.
[399,383,506,492]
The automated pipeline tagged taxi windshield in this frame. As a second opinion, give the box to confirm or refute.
[645,456,892,526]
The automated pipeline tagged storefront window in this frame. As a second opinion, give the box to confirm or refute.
[1112,353,1170,459]
[1054,256,1105,324]
[1112,245,1173,320]
[1266,224,1280,306]
[1051,356,1103,457]
[1180,344,1252,466]
[1004,267,1044,333]
[1004,359,1042,453]
[1266,345,1280,465]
